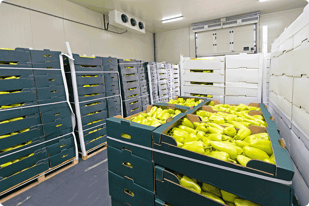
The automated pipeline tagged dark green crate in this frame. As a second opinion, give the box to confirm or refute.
[108,171,155,206]
[0,158,49,194]
[0,88,37,108]
[0,125,44,151]
[0,48,31,63]
[48,147,75,168]
[44,128,73,144]
[108,145,155,191]
[46,134,75,156]
[0,136,45,165]
[76,99,107,116]
[83,124,106,143]
[40,106,71,125]
[34,73,64,88]
[103,65,118,71]
[84,135,107,151]
[81,110,107,130]
[108,105,122,118]
[67,73,104,86]
[71,54,102,66]
[32,62,61,71]
[152,114,294,206]
[106,82,120,91]
[0,148,48,180]
[0,113,41,137]
[155,165,231,206]
[43,116,72,137]
[36,85,66,103]
[102,57,117,66]
[106,90,120,97]
[65,64,103,72]
[104,73,119,83]
[107,105,188,161]
[0,69,34,91]
[107,96,121,107]
[30,49,61,63]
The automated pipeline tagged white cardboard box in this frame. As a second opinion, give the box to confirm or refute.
[226,68,260,83]
[269,75,279,95]
[226,53,260,69]
[293,76,309,112]
[181,85,225,96]
[270,56,279,75]
[277,75,294,103]
[291,160,309,206]
[275,51,294,76]
[182,56,225,70]
[225,82,261,97]
[290,130,309,186]
[291,40,309,77]
[292,105,309,142]
[181,70,225,83]
[269,91,278,106]
[276,95,293,127]
[225,96,261,105]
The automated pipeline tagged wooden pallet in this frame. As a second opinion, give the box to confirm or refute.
[0,158,78,203]
[81,142,107,161]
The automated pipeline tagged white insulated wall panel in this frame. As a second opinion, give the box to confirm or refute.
[270,56,279,75]
[276,114,293,152]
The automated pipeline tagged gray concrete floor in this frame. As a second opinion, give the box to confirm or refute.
[3,150,110,206]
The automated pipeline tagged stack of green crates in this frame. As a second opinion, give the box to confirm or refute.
[106,96,298,206]
[138,61,150,111]
[0,48,74,194]
[156,63,169,103]
[118,59,142,117]
[65,55,107,152]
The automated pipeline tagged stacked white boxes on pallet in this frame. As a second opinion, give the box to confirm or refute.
[180,56,225,103]
[171,64,180,98]
[268,4,309,206]
[166,63,173,100]
[225,53,263,105]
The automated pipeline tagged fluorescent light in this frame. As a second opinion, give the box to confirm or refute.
[262,25,268,54]
[162,16,183,23]
[258,0,268,2]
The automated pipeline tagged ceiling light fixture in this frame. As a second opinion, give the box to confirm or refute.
[258,0,268,2]
[162,16,184,23]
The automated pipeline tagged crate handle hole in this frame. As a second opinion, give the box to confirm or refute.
[123,162,133,168]
[60,144,66,148]
[56,124,62,127]
[55,113,60,116]
[49,79,55,82]
[121,133,131,139]
[124,189,134,197]
[62,154,68,158]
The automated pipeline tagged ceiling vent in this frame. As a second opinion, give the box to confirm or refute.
[109,10,146,34]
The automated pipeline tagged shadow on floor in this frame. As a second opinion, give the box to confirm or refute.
[3,150,111,206]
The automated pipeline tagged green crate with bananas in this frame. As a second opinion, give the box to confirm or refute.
[152,112,294,206]
[107,104,188,161]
